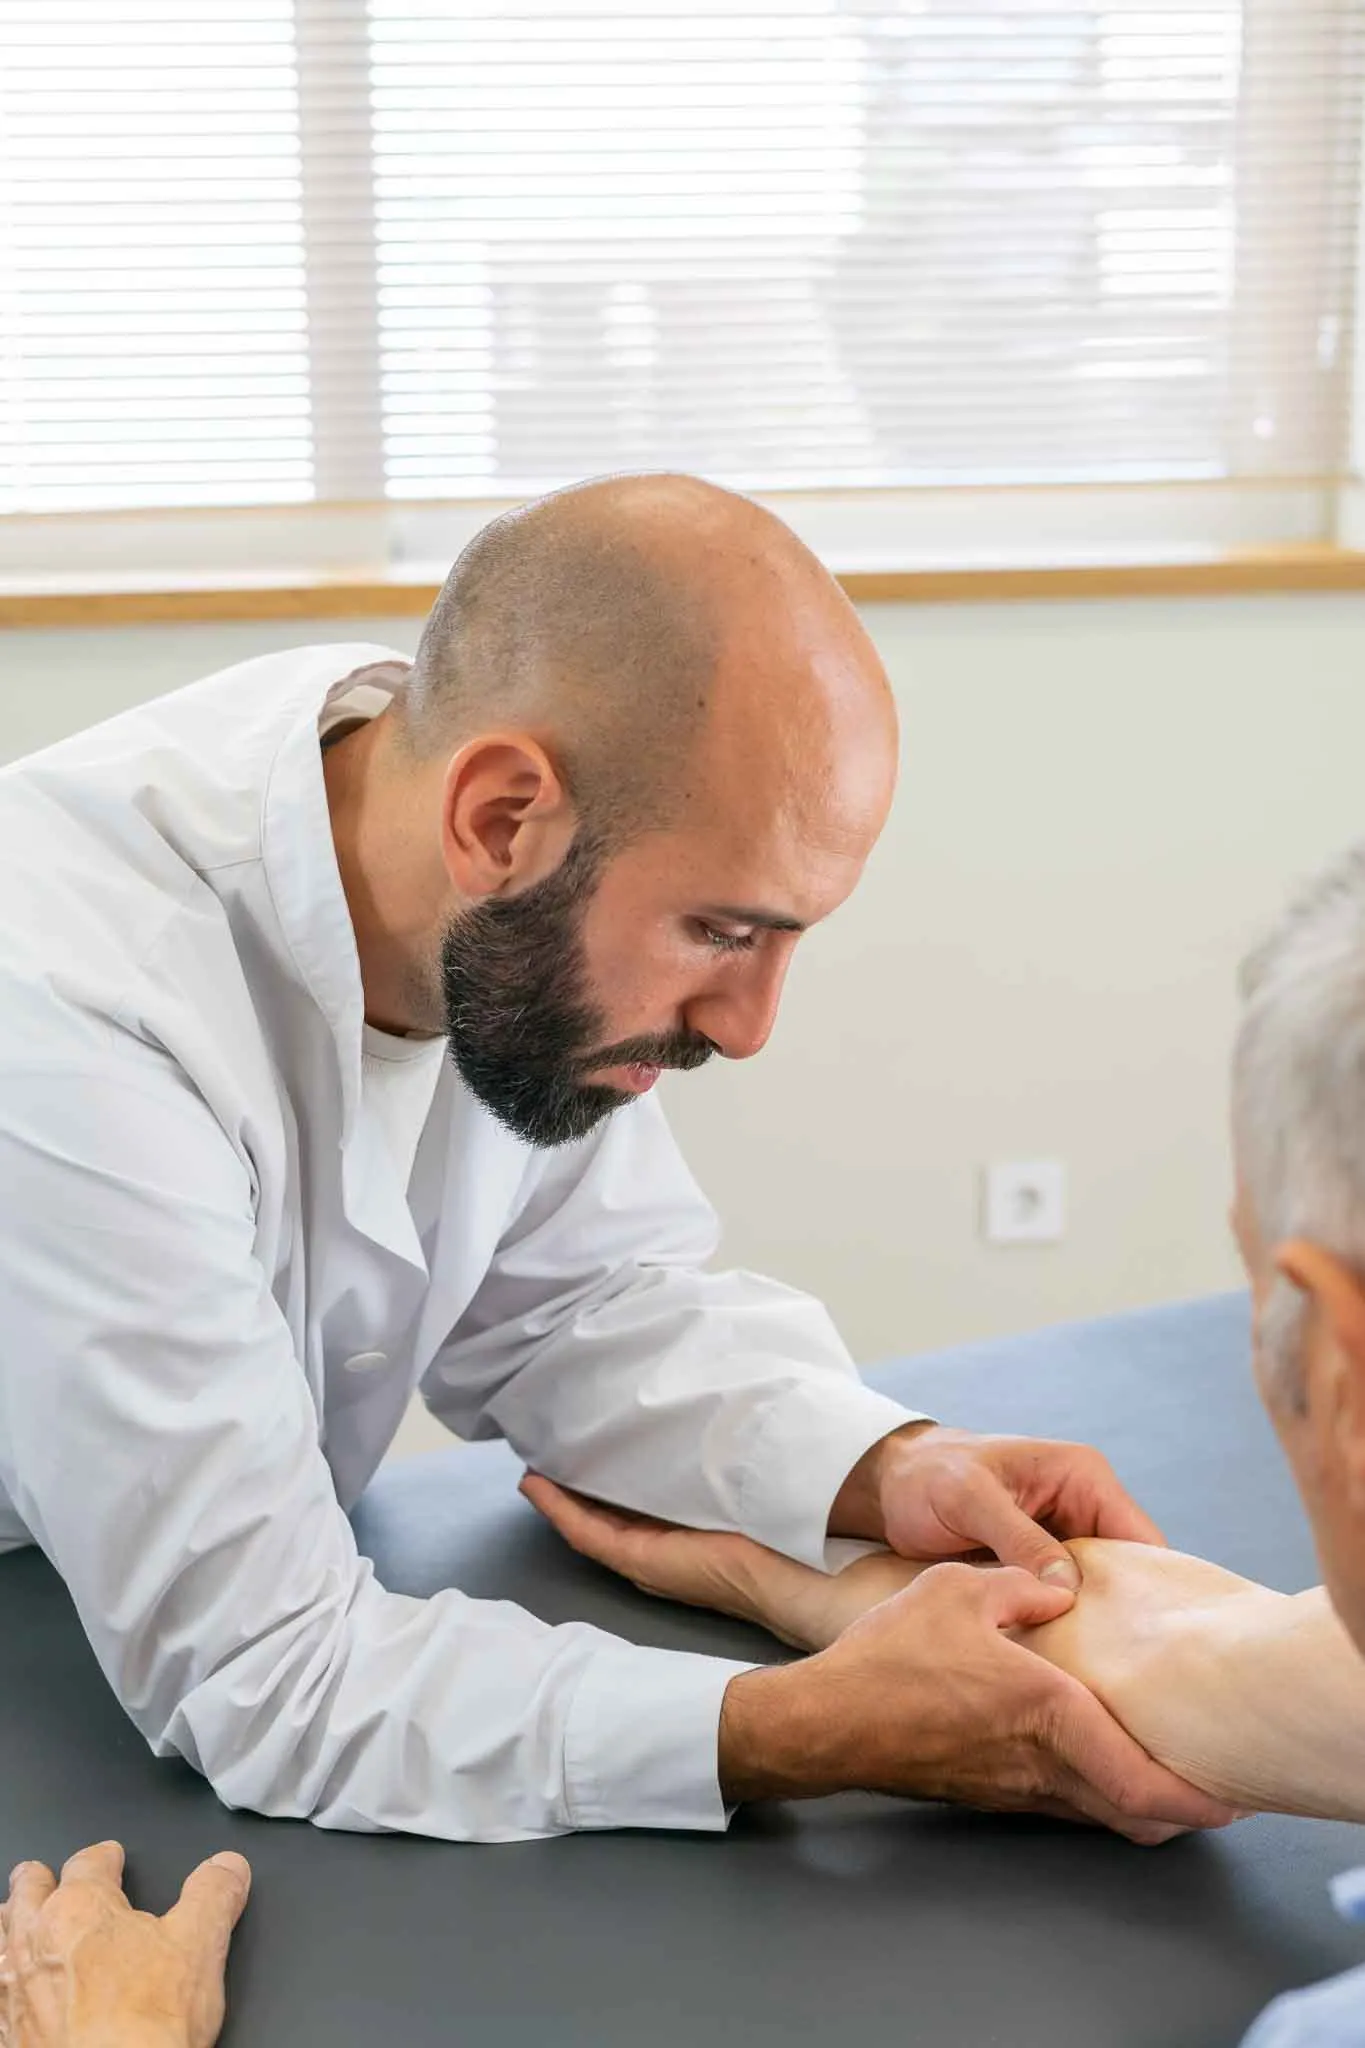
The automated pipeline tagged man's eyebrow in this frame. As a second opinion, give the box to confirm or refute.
[700,904,808,935]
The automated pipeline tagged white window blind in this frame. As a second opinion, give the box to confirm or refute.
[0,0,1361,516]
[0,1,313,510]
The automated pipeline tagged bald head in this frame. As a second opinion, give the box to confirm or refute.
[400,473,895,848]
[332,474,898,1118]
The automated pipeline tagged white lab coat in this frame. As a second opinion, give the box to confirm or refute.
[0,645,917,1840]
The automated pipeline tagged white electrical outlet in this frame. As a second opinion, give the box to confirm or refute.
[983,1160,1066,1244]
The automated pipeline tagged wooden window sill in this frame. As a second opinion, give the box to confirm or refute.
[2,545,1364,629]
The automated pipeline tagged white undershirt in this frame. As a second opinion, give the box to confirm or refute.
[359,1022,446,1193]
[319,663,444,1194]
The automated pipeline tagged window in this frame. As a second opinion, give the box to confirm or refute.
[0,1,312,511]
[0,0,1360,523]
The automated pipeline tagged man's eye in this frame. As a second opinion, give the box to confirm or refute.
[694,922,757,954]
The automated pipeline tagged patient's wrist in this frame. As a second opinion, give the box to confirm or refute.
[708,1543,845,1654]
[731,1544,931,1656]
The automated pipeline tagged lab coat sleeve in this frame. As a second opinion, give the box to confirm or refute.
[422,1092,922,1571]
[1238,1962,1365,2048]
[0,1026,749,1840]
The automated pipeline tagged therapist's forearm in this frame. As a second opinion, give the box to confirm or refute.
[717,1665,818,1803]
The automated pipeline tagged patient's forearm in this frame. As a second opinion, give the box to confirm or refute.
[1021,1540,1365,1822]
[796,1537,1365,1822]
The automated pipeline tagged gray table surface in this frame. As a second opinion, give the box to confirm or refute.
[4,1292,1363,2047]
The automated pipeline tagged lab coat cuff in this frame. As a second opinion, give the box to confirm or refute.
[742,1380,929,1571]
[563,1643,753,1833]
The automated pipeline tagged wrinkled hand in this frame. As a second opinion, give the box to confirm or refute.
[0,1841,250,2048]
[833,1425,1167,1589]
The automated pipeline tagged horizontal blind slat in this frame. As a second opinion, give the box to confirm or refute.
[2,0,1360,512]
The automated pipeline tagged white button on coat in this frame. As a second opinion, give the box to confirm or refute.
[0,644,919,1844]
[342,1351,388,1375]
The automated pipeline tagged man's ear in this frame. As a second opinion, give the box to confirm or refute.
[1275,1239,1365,1504]
[440,733,577,901]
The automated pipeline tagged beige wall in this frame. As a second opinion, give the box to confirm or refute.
[665,593,1364,1362]
[4,594,1363,1455]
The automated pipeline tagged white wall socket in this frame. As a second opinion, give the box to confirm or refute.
[983,1160,1066,1244]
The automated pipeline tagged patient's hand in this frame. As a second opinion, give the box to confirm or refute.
[0,1840,249,2048]
[1023,1539,1365,1820]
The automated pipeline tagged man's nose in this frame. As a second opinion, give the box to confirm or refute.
[684,953,792,1061]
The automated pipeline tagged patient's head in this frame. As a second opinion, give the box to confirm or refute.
[1233,842,1365,1648]
[385,473,899,1146]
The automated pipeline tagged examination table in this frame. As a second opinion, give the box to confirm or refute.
[3,1293,1360,2047]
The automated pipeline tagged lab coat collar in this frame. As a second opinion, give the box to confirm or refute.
[258,648,430,1272]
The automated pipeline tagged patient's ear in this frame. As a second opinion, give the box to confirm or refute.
[1275,1241,1365,1504]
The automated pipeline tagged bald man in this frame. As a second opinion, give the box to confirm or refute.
[0,476,1230,1845]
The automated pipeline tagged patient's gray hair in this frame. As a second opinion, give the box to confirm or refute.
[1234,842,1365,1409]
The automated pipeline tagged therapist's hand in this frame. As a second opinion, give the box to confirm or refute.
[0,1841,250,2048]
[521,1476,1237,1845]
[830,1424,1166,1590]
[717,1564,1238,1844]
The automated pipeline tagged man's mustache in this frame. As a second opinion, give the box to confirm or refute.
[577,1032,717,1076]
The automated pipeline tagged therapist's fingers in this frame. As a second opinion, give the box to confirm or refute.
[519,1472,798,1627]
[521,1472,685,1591]
[882,1432,1166,1585]
[1039,1668,1240,1841]
[1089,1491,1167,1546]
[952,1437,1168,1556]
[1007,1791,1185,1846]
[975,1570,1235,1837]
[1041,1449,1167,1549]
[519,1474,693,1588]
[520,1472,662,1566]
[943,1468,1087,1589]
[968,1445,1166,1570]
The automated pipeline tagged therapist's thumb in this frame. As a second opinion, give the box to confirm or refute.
[963,1482,1083,1592]
[981,1564,1078,1634]
[167,1851,251,1954]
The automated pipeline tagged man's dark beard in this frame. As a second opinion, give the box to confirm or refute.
[440,836,715,1148]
